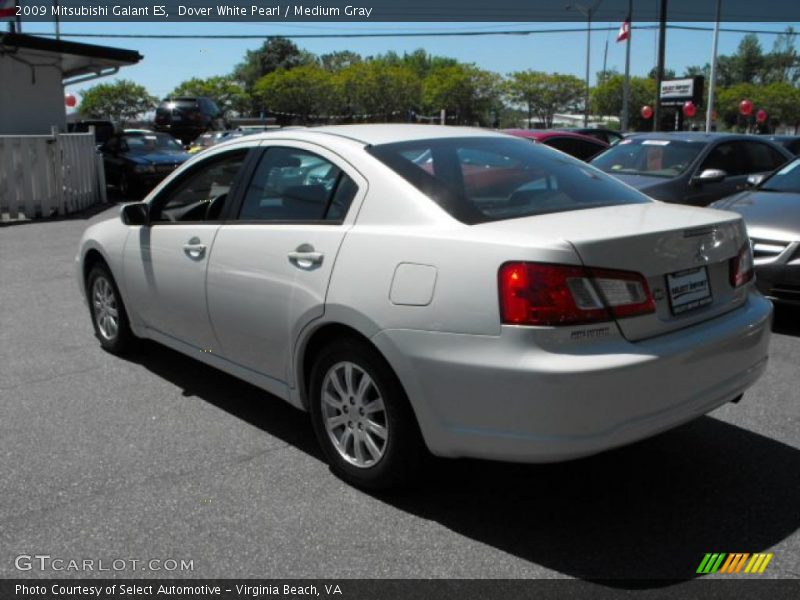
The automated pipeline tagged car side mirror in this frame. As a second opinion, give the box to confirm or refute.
[121,202,149,226]
[746,173,766,188]
[692,168,727,185]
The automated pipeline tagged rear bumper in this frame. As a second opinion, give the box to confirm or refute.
[372,292,772,462]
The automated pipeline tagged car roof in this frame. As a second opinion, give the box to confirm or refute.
[244,124,507,147]
[623,131,767,143]
[503,129,608,144]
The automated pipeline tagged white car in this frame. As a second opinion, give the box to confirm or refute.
[76,125,772,489]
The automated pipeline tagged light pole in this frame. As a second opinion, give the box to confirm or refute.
[567,0,604,128]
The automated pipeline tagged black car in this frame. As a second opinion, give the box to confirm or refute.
[765,135,800,156]
[153,97,227,144]
[100,131,191,197]
[67,119,116,145]
[591,132,793,206]
[559,127,626,145]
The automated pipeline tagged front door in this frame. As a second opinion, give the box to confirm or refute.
[122,147,250,352]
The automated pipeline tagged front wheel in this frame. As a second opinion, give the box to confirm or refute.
[87,264,135,354]
[309,339,426,489]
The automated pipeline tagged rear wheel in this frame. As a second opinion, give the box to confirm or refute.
[309,338,426,489]
[87,264,135,354]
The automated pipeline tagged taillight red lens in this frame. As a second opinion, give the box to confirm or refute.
[499,262,655,326]
[729,243,754,288]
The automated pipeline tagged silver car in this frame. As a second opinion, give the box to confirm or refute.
[76,125,772,489]
[712,157,800,306]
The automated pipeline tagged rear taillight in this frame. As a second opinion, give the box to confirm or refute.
[729,243,754,288]
[499,262,655,326]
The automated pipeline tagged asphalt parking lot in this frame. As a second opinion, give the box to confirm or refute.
[1,204,799,585]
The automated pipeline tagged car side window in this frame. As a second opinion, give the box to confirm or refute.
[699,142,745,176]
[150,149,248,223]
[744,142,787,172]
[545,137,603,161]
[238,147,358,222]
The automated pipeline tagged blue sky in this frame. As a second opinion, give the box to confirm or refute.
[17,20,800,99]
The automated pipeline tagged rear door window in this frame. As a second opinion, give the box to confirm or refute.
[238,147,358,222]
[744,142,787,172]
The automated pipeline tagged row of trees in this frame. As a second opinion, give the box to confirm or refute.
[79,31,800,131]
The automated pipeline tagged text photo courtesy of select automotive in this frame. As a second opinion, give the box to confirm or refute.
[1,0,800,594]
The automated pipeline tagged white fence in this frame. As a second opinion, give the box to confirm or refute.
[0,129,106,221]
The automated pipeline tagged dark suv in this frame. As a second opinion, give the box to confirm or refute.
[153,97,226,144]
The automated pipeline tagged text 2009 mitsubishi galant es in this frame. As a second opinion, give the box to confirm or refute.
[76,125,772,489]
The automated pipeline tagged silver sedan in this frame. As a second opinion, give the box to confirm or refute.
[76,125,772,489]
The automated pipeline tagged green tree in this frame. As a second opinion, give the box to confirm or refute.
[764,27,800,84]
[169,76,247,115]
[253,65,333,123]
[334,62,421,121]
[320,50,362,72]
[78,79,157,124]
[423,64,502,125]
[591,74,657,131]
[505,71,584,128]
[232,37,317,99]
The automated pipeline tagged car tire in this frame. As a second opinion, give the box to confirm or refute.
[309,338,427,489]
[86,264,135,355]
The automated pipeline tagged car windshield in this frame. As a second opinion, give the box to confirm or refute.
[367,137,650,225]
[591,139,704,178]
[124,134,183,153]
[759,158,800,193]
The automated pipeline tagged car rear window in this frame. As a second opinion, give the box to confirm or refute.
[366,137,650,224]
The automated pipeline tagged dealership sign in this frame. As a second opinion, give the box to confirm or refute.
[660,77,705,106]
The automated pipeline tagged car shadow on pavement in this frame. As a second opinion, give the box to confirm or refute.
[123,340,800,588]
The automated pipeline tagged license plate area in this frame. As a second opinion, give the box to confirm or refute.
[666,266,713,315]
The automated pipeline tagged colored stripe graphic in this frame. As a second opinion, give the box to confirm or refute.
[745,553,774,574]
[697,552,773,574]
[697,553,726,574]
[719,553,750,573]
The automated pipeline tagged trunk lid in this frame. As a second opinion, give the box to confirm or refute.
[475,203,750,341]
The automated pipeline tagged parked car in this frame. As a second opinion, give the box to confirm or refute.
[503,129,609,161]
[187,131,227,154]
[764,135,800,156]
[153,96,227,144]
[559,127,625,145]
[100,131,191,197]
[712,157,800,305]
[591,132,793,205]
[68,119,115,145]
[77,125,772,489]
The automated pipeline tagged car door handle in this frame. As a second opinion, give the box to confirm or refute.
[288,245,324,269]
[183,239,206,260]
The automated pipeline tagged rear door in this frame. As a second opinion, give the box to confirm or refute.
[205,142,365,385]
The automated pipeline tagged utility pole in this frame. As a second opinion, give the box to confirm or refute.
[653,0,668,131]
[705,0,722,132]
[621,0,632,131]
[566,0,605,128]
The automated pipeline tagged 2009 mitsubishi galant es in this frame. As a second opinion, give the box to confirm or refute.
[76,125,772,488]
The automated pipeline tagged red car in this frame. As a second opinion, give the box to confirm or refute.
[503,129,609,161]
